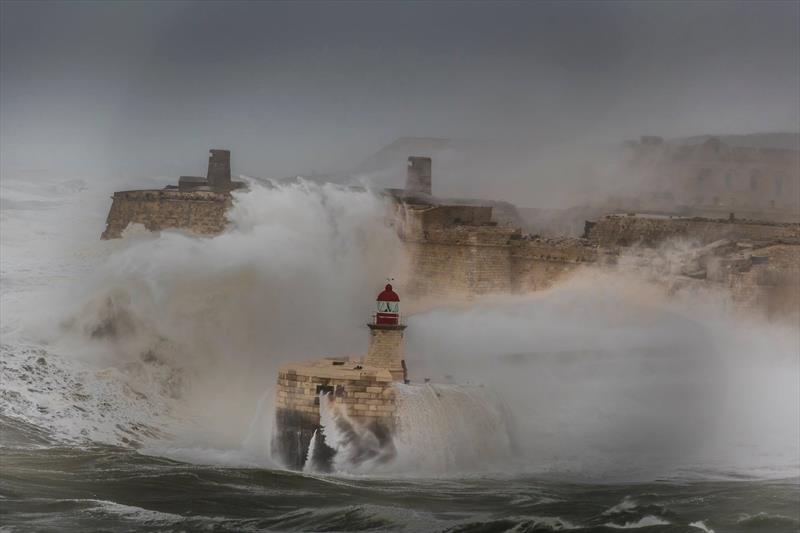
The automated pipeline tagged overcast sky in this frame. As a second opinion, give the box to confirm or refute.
[2,0,798,184]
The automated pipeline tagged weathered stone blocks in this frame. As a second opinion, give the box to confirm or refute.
[101,189,231,239]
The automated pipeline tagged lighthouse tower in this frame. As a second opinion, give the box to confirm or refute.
[365,283,407,382]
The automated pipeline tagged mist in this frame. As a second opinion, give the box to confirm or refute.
[405,276,799,479]
[2,1,799,208]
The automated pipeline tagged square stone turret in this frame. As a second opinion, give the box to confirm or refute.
[178,149,244,192]
[207,149,231,189]
[406,156,432,196]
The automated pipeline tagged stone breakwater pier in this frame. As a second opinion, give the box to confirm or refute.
[272,284,407,470]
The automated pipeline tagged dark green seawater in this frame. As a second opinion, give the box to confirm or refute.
[2,416,798,533]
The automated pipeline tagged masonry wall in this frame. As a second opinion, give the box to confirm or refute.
[400,203,604,297]
[405,241,514,296]
[727,244,800,318]
[585,215,800,248]
[273,366,396,469]
[510,239,599,292]
[101,189,231,239]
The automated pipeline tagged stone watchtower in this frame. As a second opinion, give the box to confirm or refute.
[365,284,407,382]
[207,149,232,189]
[405,156,432,196]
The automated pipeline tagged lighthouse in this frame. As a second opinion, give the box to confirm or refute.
[365,283,407,382]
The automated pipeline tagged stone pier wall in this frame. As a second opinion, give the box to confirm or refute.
[101,189,231,239]
[272,364,396,469]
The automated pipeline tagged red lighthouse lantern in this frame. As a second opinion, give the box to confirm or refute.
[375,283,400,325]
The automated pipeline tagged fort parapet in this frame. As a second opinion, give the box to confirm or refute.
[398,203,599,296]
[101,149,244,239]
[583,214,800,248]
[101,189,231,239]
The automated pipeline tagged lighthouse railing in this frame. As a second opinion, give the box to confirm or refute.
[370,313,405,326]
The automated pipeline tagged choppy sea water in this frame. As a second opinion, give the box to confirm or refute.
[2,416,798,533]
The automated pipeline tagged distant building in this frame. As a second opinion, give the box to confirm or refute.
[626,136,800,218]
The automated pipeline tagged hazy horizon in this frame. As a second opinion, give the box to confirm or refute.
[2,1,799,203]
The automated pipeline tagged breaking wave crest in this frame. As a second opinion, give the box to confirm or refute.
[306,383,514,475]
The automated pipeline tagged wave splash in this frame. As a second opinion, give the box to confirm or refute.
[2,178,403,452]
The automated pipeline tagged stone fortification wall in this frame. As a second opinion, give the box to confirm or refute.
[511,238,599,292]
[101,189,231,239]
[405,227,598,296]
[628,136,800,213]
[400,204,599,296]
[273,362,395,469]
[398,204,494,240]
[726,244,800,317]
[405,241,515,296]
[400,205,517,296]
[584,215,800,248]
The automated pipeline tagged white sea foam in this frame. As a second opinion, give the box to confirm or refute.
[605,515,670,528]
[603,496,639,515]
[689,520,715,533]
[82,499,186,524]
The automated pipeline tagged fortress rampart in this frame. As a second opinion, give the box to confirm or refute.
[583,214,800,248]
[101,149,244,239]
[627,136,800,216]
[100,151,798,317]
[399,204,599,296]
[101,189,231,239]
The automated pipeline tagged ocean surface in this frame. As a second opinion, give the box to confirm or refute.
[2,416,798,533]
[1,175,799,532]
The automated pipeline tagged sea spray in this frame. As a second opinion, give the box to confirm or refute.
[2,179,405,451]
[304,430,319,473]
[405,274,800,479]
[241,389,275,458]
[311,393,394,473]
[390,383,514,473]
